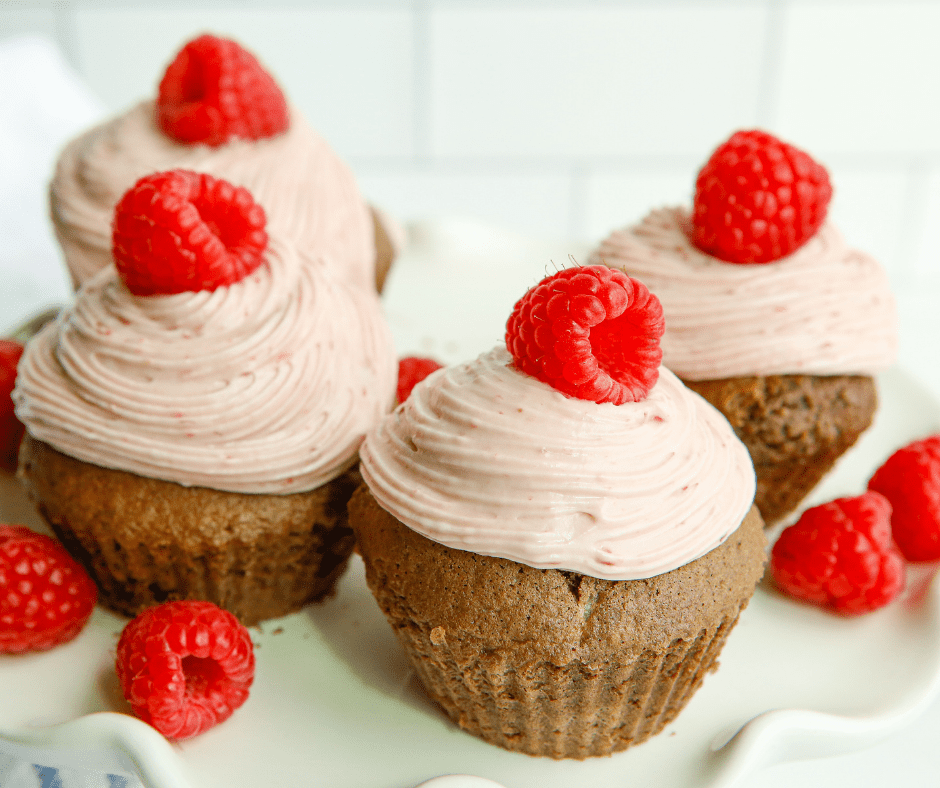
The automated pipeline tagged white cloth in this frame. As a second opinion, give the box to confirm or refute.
[0,35,105,332]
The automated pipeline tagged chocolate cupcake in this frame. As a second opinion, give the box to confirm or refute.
[15,170,396,626]
[590,131,897,526]
[351,266,766,758]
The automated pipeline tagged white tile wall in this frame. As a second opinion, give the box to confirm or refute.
[1,0,938,392]
[775,0,940,155]
[428,4,768,158]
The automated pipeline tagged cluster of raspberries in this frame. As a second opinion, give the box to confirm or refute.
[772,435,940,615]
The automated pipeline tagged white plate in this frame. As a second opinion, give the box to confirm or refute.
[2,220,940,788]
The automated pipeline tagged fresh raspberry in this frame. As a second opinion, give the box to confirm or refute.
[505,265,665,405]
[116,600,255,740]
[770,491,905,616]
[157,34,289,147]
[692,129,832,264]
[112,169,268,296]
[0,340,24,473]
[0,525,98,653]
[397,357,443,403]
[868,435,940,561]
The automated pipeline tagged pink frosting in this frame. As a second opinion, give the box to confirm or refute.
[13,238,396,494]
[590,207,898,381]
[50,101,375,291]
[360,346,756,580]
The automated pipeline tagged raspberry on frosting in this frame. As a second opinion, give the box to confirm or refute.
[770,491,905,616]
[505,265,665,404]
[157,34,289,147]
[692,129,832,264]
[868,435,940,561]
[112,169,268,296]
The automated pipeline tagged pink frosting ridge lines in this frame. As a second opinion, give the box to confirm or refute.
[590,207,898,381]
[360,346,756,580]
[51,102,375,291]
[14,236,396,495]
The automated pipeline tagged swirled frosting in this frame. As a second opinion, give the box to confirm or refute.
[50,101,375,290]
[13,239,396,494]
[589,207,897,381]
[360,346,756,580]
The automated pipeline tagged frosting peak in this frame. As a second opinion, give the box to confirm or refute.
[51,101,375,291]
[360,346,756,580]
[590,207,898,381]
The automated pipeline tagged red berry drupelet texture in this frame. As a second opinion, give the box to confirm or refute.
[770,491,905,616]
[116,600,255,740]
[112,169,268,296]
[157,34,289,147]
[868,435,940,562]
[396,357,444,404]
[692,129,832,264]
[0,339,25,473]
[505,265,665,405]
[0,525,98,653]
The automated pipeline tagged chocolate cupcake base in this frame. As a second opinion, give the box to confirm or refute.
[18,436,359,626]
[684,374,878,527]
[350,486,766,759]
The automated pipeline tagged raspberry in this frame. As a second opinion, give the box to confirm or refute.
[868,435,940,561]
[770,491,905,616]
[397,357,443,403]
[692,129,832,264]
[0,340,24,473]
[157,34,289,147]
[112,169,268,296]
[0,525,98,653]
[505,265,665,405]
[115,600,255,740]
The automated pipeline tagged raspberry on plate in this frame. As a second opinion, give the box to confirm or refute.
[868,434,940,561]
[397,357,443,404]
[0,339,25,473]
[770,491,905,615]
[115,600,255,740]
[157,34,289,147]
[0,525,98,653]
[692,129,832,264]
[505,265,665,405]
[112,169,268,296]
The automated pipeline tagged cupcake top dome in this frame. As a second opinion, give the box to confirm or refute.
[588,130,897,381]
[360,265,756,580]
[15,170,396,494]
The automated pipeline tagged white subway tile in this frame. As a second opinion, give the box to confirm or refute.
[582,165,697,243]
[356,166,573,238]
[429,4,767,158]
[825,162,912,281]
[910,164,940,283]
[775,1,940,155]
[72,6,414,158]
[0,7,57,42]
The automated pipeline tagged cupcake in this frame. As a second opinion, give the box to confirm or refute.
[15,169,396,626]
[51,34,395,294]
[350,265,766,758]
[589,130,897,526]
